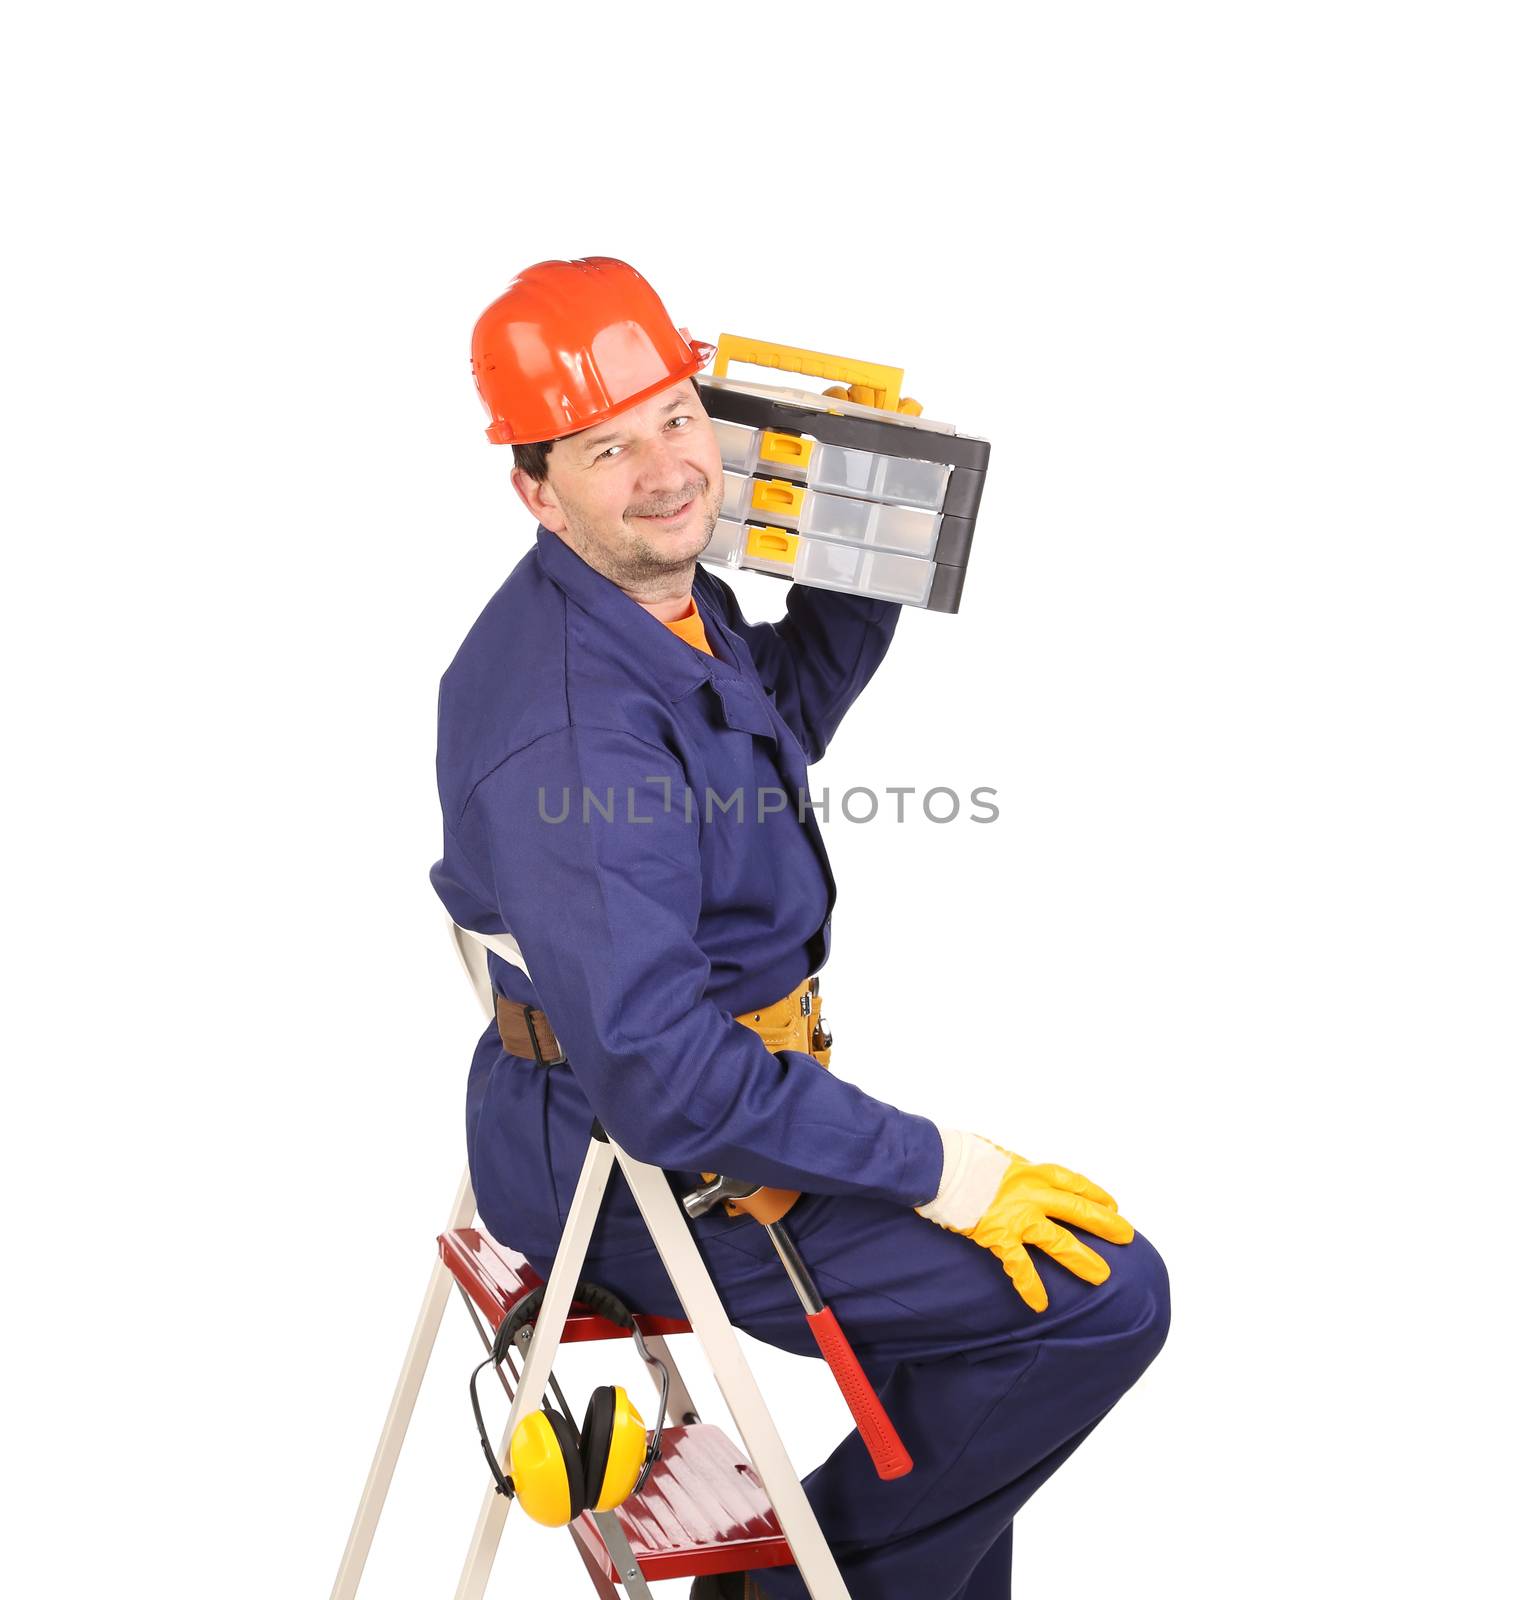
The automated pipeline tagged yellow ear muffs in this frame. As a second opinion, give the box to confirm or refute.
[580,1385,650,1512]
[599,1389,651,1510]
[468,1278,670,1522]
[508,1407,585,1528]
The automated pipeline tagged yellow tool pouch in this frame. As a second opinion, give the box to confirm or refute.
[736,972,832,1068]
[702,974,832,1223]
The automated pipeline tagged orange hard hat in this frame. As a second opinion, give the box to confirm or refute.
[470,257,716,446]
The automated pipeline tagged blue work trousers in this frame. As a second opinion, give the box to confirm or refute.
[521,1183,1170,1599]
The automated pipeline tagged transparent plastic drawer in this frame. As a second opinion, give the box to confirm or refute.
[720,472,754,522]
[807,445,950,511]
[723,473,940,557]
[703,519,937,606]
[701,516,746,568]
[797,487,938,557]
[711,418,951,510]
[710,419,760,474]
[793,539,935,606]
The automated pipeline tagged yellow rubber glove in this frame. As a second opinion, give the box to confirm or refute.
[822,381,924,417]
[915,1130,1135,1312]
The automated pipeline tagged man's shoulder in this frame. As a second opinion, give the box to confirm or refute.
[441,541,561,693]
[436,543,682,821]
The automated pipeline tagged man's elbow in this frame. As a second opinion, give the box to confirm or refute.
[588,1100,710,1174]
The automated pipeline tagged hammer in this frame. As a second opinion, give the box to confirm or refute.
[684,1176,913,1480]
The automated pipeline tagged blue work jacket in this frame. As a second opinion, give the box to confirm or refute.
[430,524,944,1256]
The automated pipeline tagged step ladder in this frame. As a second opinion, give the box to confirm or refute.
[329,919,854,1600]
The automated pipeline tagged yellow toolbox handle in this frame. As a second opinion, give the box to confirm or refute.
[712,334,904,414]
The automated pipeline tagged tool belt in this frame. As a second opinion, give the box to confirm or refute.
[735,972,833,1070]
[495,974,832,1226]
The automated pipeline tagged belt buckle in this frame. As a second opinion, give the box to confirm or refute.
[800,973,820,1017]
[523,1005,567,1068]
[805,974,830,1053]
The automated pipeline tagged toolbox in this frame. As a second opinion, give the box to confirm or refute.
[697,336,990,614]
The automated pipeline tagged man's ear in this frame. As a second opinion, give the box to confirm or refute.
[511,464,568,534]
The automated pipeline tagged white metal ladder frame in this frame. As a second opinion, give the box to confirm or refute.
[329,918,852,1600]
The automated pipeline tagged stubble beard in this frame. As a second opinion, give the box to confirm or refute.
[564,476,723,595]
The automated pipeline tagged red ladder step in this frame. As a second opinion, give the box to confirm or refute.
[437,1228,690,1341]
[571,1424,792,1585]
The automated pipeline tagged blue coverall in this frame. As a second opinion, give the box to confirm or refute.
[431,524,1170,1599]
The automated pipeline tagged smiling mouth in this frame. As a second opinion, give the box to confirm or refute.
[635,498,695,523]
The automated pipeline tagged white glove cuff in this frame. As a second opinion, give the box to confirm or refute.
[914,1128,1011,1230]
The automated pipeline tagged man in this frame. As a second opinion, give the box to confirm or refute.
[430,257,1169,1600]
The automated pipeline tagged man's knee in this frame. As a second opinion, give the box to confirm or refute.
[1094,1230,1171,1375]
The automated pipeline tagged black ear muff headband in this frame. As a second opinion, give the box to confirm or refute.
[468,1279,670,1504]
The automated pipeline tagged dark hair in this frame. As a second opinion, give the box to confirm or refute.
[511,378,704,483]
[511,438,555,483]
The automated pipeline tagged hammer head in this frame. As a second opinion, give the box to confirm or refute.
[682,1173,761,1218]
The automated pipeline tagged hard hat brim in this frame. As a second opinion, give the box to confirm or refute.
[485,335,717,448]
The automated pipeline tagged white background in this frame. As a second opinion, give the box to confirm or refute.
[4,4,1526,1596]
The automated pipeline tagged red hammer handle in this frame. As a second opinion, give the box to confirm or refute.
[804,1304,914,1480]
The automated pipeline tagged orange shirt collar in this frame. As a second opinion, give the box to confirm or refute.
[662,597,714,657]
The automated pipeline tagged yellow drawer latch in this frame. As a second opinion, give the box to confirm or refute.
[760,429,813,470]
[751,479,805,518]
[745,527,799,564]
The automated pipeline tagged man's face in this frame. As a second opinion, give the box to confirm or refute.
[512,379,724,591]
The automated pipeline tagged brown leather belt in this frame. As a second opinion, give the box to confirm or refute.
[495,975,832,1225]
